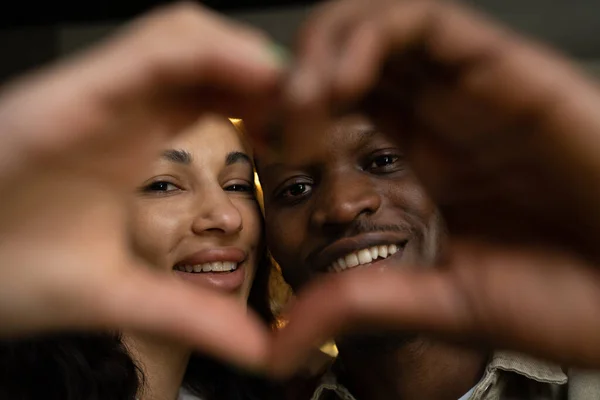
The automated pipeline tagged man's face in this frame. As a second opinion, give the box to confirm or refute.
[259,115,443,291]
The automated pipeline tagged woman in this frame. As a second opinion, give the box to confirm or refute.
[0,115,278,400]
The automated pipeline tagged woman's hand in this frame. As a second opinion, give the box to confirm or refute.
[0,2,283,372]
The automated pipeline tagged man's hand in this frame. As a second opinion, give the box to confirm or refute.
[268,0,600,376]
[0,2,282,371]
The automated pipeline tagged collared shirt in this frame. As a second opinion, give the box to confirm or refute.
[309,351,600,400]
[178,387,200,400]
[458,386,476,400]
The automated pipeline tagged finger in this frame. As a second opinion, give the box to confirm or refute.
[101,265,272,373]
[287,0,371,107]
[268,267,466,378]
[332,18,385,106]
[269,246,600,377]
[85,2,285,98]
[0,3,286,182]
[14,1,285,145]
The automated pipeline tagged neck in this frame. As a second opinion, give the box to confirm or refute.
[124,331,191,400]
[337,336,487,400]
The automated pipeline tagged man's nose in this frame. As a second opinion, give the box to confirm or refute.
[310,171,381,230]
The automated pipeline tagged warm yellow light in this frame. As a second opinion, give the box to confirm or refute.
[320,341,339,357]
[254,172,261,190]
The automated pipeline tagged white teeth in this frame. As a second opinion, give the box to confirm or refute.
[358,249,372,264]
[379,245,388,258]
[222,261,237,271]
[328,260,339,273]
[328,243,404,273]
[345,253,360,268]
[176,261,238,273]
[370,247,378,260]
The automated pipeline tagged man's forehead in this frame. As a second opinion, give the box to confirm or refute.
[330,114,375,136]
[257,115,380,169]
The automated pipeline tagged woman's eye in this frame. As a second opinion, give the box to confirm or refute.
[142,181,180,193]
[225,184,254,193]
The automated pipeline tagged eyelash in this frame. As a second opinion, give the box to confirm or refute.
[142,181,254,196]
[142,180,181,194]
[224,183,255,194]
[365,153,402,173]
[275,180,313,204]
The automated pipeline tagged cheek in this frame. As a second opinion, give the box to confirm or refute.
[394,179,437,218]
[237,200,262,248]
[234,199,263,269]
[388,179,443,265]
[264,211,294,263]
[264,209,309,290]
[129,202,182,268]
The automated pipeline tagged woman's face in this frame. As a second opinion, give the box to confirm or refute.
[130,116,261,304]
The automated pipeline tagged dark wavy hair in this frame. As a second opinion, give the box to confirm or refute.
[0,249,277,400]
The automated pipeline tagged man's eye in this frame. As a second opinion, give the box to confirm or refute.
[142,181,180,193]
[280,183,312,199]
[368,154,399,169]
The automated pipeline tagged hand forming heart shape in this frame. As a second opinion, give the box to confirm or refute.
[1,0,600,378]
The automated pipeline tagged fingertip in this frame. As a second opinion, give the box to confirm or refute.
[334,20,383,105]
[110,266,272,371]
[285,67,323,109]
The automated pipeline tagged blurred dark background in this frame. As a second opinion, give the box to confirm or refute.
[0,0,599,82]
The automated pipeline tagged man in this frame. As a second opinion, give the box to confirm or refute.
[5,0,600,382]
[258,113,593,399]
[265,0,600,377]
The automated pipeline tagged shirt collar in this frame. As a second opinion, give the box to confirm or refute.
[309,350,567,400]
[487,351,567,384]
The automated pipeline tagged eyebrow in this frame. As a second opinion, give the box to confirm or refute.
[161,150,251,167]
[354,127,380,145]
[162,149,192,164]
[258,127,381,171]
[225,151,252,166]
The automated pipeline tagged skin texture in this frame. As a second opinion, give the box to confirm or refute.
[0,2,282,372]
[5,0,600,380]
[261,114,441,290]
[259,114,486,400]
[124,115,263,400]
[264,0,600,376]
[130,115,261,303]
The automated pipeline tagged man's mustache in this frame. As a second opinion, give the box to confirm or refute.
[343,219,416,238]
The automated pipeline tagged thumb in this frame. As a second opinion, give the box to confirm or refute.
[267,268,465,378]
[102,264,272,373]
[268,248,600,378]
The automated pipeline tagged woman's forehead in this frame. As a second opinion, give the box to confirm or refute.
[170,115,247,155]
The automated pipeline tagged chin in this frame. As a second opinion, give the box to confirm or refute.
[337,331,419,353]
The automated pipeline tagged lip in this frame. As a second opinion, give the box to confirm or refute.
[307,232,410,274]
[174,247,247,293]
[175,247,246,267]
